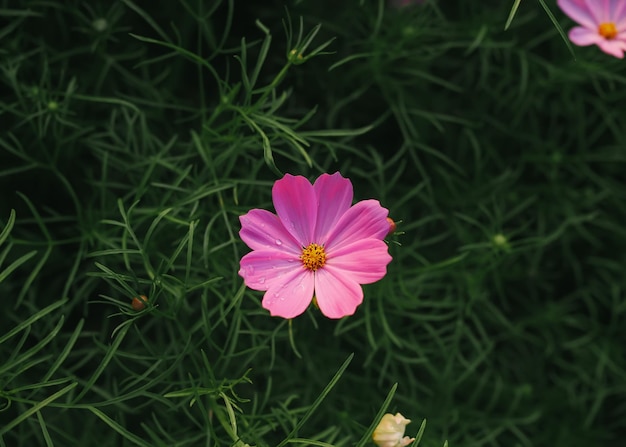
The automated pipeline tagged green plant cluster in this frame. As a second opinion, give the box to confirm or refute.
[1,1,625,446]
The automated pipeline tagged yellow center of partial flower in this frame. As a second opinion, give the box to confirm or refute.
[300,243,326,271]
[598,22,617,39]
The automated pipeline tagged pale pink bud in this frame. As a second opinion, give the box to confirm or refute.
[372,413,415,447]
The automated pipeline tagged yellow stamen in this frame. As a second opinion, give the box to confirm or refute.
[300,243,326,271]
[599,22,617,39]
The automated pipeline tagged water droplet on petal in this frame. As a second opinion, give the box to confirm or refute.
[275,239,283,246]
[258,277,265,284]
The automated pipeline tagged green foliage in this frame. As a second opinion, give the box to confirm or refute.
[1,0,625,446]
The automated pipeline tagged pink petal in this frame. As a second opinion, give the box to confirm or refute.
[314,268,363,318]
[558,0,597,29]
[597,38,626,57]
[583,0,607,23]
[569,26,605,45]
[239,209,301,254]
[603,0,626,22]
[613,0,626,30]
[324,200,390,252]
[239,249,301,291]
[313,172,353,244]
[262,268,314,318]
[272,174,317,246]
[326,239,392,284]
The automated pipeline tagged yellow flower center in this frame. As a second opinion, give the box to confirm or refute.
[598,22,617,39]
[300,243,326,271]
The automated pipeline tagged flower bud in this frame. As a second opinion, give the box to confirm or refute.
[372,413,415,447]
[386,217,397,236]
[131,295,148,311]
[287,49,305,64]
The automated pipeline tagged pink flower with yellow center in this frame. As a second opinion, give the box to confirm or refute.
[238,172,392,319]
[557,0,626,58]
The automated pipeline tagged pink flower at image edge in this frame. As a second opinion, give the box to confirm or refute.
[238,172,392,319]
[557,0,626,58]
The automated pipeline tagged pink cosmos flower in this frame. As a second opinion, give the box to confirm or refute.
[238,172,392,319]
[557,0,626,58]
